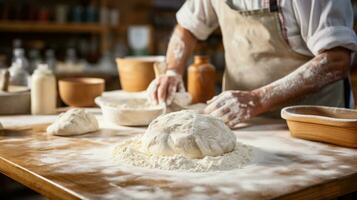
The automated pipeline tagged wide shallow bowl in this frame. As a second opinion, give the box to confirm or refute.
[95,95,164,126]
[59,78,105,107]
[0,86,30,115]
[281,105,357,148]
[116,56,165,92]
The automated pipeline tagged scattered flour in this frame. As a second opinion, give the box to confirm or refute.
[2,114,356,199]
[113,136,252,172]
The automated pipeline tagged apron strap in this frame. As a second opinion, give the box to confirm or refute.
[269,0,279,12]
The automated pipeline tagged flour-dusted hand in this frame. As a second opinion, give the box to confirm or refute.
[147,70,185,105]
[204,90,263,128]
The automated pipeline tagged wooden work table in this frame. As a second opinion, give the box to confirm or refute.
[0,110,356,200]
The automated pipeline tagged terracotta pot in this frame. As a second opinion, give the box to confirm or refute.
[116,56,165,92]
[59,78,105,107]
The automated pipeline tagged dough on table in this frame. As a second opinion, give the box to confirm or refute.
[47,109,99,136]
[172,92,192,107]
[141,110,236,159]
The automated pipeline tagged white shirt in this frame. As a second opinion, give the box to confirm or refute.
[176,0,357,57]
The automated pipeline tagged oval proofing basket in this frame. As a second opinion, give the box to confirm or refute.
[281,106,357,148]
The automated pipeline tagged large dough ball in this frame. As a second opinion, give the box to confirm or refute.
[141,110,236,159]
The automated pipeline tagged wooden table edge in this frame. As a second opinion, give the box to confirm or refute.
[275,172,357,200]
[0,156,86,200]
[2,151,356,200]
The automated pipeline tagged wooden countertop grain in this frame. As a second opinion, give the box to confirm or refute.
[0,112,356,200]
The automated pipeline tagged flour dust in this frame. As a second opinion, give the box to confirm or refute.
[113,136,252,172]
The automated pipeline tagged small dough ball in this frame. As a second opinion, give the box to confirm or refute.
[141,110,236,159]
[47,109,99,136]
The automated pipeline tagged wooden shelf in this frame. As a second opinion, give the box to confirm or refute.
[0,21,109,33]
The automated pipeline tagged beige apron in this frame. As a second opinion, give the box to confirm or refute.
[218,0,345,112]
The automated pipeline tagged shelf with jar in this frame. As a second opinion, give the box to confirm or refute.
[0,21,110,33]
[0,0,120,55]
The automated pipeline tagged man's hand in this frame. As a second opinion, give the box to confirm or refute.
[147,72,185,105]
[204,90,263,128]
[147,25,197,105]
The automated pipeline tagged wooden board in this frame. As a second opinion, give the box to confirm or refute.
[0,114,356,200]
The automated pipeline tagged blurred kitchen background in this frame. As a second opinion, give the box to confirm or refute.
[0,0,356,96]
[0,0,225,91]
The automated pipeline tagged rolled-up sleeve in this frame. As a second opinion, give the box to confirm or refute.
[293,0,357,55]
[176,0,219,40]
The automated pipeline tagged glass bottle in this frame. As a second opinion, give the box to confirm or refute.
[9,62,29,86]
[13,48,30,73]
[31,64,57,115]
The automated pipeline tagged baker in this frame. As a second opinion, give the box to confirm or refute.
[148,0,357,128]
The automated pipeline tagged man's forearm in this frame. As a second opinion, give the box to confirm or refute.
[255,47,351,112]
[166,25,197,75]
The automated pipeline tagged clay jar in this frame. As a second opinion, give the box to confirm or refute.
[188,56,216,103]
[116,56,164,92]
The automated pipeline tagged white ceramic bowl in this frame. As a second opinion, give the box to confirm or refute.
[0,86,30,115]
[95,96,164,126]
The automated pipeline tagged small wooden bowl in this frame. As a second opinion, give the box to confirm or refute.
[116,56,165,92]
[59,78,105,107]
[281,106,357,148]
